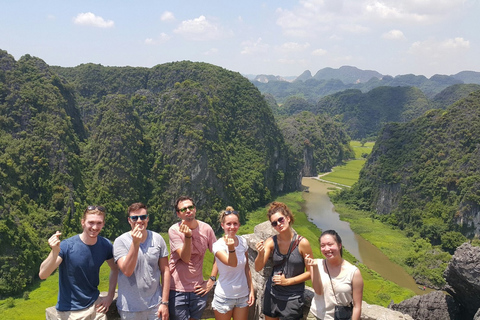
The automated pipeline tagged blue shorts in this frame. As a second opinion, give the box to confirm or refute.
[212,294,249,314]
[168,290,208,320]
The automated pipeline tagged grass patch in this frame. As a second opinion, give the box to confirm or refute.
[350,140,375,158]
[318,141,374,187]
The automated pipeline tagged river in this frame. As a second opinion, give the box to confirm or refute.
[301,177,428,295]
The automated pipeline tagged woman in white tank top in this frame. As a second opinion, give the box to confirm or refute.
[305,230,364,320]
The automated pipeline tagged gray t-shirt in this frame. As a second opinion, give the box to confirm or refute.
[113,230,169,312]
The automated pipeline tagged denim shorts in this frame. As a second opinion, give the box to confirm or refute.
[168,290,208,320]
[119,307,158,320]
[212,294,249,314]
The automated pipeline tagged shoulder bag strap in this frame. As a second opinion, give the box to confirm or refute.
[324,260,340,305]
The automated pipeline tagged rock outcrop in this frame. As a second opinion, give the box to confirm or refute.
[443,243,480,319]
[391,242,480,320]
[390,291,462,320]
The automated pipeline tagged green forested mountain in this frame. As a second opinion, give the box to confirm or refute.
[337,91,480,245]
[277,111,355,176]
[0,52,83,295]
[333,91,480,286]
[431,83,480,110]
[314,86,432,139]
[0,50,354,297]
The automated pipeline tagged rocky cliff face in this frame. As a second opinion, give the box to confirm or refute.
[391,242,480,320]
[444,243,480,319]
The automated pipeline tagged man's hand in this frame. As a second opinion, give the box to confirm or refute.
[95,295,113,314]
[48,231,62,252]
[131,224,143,246]
[157,303,169,320]
[179,221,192,238]
[194,280,214,297]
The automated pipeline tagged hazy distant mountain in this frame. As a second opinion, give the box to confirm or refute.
[251,66,480,104]
[452,71,480,84]
[294,70,313,82]
[253,74,296,83]
[312,66,384,84]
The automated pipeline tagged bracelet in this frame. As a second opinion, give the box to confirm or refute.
[160,301,169,306]
[209,276,216,282]
[229,249,236,253]
[185,235,192,238]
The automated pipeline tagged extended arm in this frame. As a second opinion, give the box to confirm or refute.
[39,231,63,280]
[157,256,170,320]
[245,252,255,306]
[254,237,273,272]
[351,268,364,320]
[175,222,193,263]
[214,236,237,267]
[95,258,119,313]
[116,226,143,277]
[305,254,323,295]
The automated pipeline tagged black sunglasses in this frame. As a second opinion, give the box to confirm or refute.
[178,205,195,213]
[129,214,148,221]
[271,216,285,228]
[225,210,239,216]
[87,205,105,212]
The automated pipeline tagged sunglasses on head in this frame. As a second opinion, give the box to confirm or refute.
[87,205,105,212]
[225,210,238,216]
[178,205,195,213]
[271,216,285,228]
[129,214,148,221]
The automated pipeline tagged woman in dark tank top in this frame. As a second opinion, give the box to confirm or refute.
[254,202,313,320]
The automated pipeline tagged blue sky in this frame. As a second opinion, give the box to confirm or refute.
[1,0,479,78]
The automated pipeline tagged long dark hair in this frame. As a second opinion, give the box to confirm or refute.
[320,230,343,257]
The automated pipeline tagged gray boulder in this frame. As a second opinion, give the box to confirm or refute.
[444,242,480,319]
[390,291,462,320]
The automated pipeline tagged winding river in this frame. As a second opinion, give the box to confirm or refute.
[301,177,428,295]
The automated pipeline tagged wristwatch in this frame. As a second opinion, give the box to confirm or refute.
[160,301,169,306]
[209,276,216,282]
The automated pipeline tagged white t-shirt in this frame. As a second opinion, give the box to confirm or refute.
[310,259,358,320]
[212,235,249,298]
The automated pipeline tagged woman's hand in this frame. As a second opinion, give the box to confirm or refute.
[255,240,265,253]
[304,253,317,266]
[272,272,287,286]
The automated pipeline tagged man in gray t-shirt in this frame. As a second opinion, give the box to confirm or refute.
[113,203,170,320]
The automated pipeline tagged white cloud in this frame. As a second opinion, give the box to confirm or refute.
[240,38,270,55]
[73,12,114,28]
[145,33,171,45]
[312,48,327,56]
[442,37,470,49]
[407,37,471,75]
[339,24,370,34]
[409,37,470,57]
[161,11,175,22]
[279,42,310,53]
[364,0,467,23]
[174,15,227,41]
[382,29,406,40]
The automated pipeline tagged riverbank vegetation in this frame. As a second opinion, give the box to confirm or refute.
[241,192,414,306]
[317,140,374,187]
[322,140,453,288]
